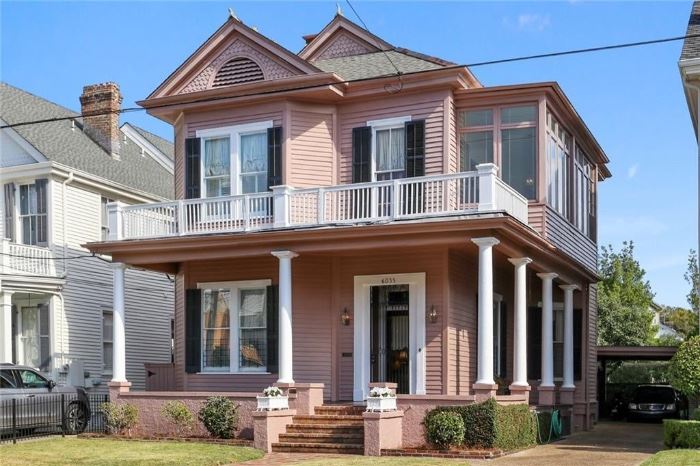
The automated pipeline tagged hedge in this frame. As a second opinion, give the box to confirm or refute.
[663,420,700,449]
[424,399,536,450]
[425,411,465,448]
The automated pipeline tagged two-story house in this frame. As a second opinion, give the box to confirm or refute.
[0,82,174,391]
[89,13,610,433]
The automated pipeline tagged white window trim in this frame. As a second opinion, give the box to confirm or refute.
[366,116,411,182]
[196,121,273,199]
[197,279,272,374]
[13,179,51,247]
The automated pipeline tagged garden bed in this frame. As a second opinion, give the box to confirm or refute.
[77,432,253,446]
[381,446,505,459]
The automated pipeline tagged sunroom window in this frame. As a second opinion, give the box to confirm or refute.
[459,109,494,171]
[545,112,572,218]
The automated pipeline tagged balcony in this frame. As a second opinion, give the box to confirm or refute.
[107,164,528,241]
[0,240,62,277]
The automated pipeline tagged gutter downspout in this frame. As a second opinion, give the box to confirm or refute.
[687,82,700,336]
[60,172,74,367]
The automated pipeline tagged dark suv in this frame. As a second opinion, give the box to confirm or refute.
[0,363,91,434]
[627,384,687,421]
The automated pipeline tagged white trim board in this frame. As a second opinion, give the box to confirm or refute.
[353,272,426,401]
[120,123,174,175]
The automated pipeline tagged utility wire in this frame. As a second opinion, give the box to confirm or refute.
[0,251,112,263]
[1,31,697,131]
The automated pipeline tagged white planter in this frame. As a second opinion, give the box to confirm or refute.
[256,395,289,411]
[366,396,397,412]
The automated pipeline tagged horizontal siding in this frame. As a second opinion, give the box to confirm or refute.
[528,203,546,237]
[184,103,284,138]
[543,205,597,273]
[447,249,475,394]
[338,90,449,183]
[290,110,334,188]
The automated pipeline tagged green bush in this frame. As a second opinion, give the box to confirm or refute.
[663,419,700,448]
[198,396,239,439]
[161,401,195,437]
[424,400,536,450]
[668,336,700,398]
[691,408,700,421]
[101,402,138,436]
[425,411,465,448]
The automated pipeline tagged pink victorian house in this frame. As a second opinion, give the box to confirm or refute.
[88,12,609,452]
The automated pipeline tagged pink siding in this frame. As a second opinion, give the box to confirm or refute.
[289,109,335,187]
[446,95,458,173]
[338,90,451,183]
[184,102,284,138]
[447,249,476,394]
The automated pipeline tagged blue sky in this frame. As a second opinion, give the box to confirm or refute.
[1,1,696,308]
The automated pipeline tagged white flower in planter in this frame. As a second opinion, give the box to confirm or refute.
[262,386,284,397]
[366,387,397,412]
[369,387,395,398]
[257,386,289,411]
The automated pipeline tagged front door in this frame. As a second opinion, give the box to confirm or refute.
[370,285,410,394]
[353,273,426,401]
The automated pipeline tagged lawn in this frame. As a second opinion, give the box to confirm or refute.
[641,450,700,466]
[294,457,470,466]
[0,437,264,466]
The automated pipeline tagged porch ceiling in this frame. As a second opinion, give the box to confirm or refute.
[86,215,597,284]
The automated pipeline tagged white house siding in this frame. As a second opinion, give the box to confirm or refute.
[54,180,173,392]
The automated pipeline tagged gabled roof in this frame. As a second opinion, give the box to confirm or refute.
[681,1,700,61]
[147,16,321,100]
[314,50,443,81]
[299,14,392,60]
[0,82,174,199]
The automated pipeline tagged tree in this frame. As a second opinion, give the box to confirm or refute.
[668,336,700,398]
[662,306,699,341]
[597,242,656,346]
[685,250,699,314]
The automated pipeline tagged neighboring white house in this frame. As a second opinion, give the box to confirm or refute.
[650,302,681,341]
[0,82,174,391]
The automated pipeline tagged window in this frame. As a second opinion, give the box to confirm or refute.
[553,308,564,379]
[458,105,537,199]
[19,304,50,371]
[19,183,47,246]
[200,280,271,373]
[100,197,114,241]
[368,116,410,181]
[197,121,273,199]
[17,369,48,388]
[574,145,596,239]
[102,311,113,372]
[493,295,507,379]
[545,112,572,218]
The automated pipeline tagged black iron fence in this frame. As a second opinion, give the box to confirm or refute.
[0,392,109,443]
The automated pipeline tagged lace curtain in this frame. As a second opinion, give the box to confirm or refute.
[375,128,405,172]
[204,138,230,177]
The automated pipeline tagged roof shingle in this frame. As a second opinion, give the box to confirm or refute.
[681,1,700,61]
[313,50,443,81]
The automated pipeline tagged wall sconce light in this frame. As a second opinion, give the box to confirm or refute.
[428,305,438,323]
[341,307,351,326]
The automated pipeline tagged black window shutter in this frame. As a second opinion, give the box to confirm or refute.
[185,289,202,374]
[499,303,507,378]
[527,307,542,380]
[185,138,201,199]
[38,303,50,371]
[267,127,282,189]
[405,120,425,178]
[574,308,583,381]
[35,179,48,245]
[352,126,372,183]
[266,285,279,374]
[3,182,15,242]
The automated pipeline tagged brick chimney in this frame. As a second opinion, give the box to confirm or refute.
[79,82,122,158]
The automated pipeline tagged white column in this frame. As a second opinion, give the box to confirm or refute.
[508,258,532,387]
[537,273,558,388]
[560,284,578,389]
[0,288,13,363]
[272,250,298,384]
[112,263,127,382]
[472,237,500,385]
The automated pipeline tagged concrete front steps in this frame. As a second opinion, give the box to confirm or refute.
[271,405,365,454]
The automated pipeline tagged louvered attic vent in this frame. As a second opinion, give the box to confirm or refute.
[212,57,264,87]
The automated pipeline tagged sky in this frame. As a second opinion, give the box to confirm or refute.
[1,1,697,308]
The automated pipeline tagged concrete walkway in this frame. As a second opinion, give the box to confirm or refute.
[473,421,664,466]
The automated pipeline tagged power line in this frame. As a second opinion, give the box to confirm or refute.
[0,251,111,262]
[1,31,697,131]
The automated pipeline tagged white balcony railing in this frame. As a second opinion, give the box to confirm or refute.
[108,163,528,241]
[1,239,58,277]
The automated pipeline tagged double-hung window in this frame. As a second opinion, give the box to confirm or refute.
[574,145,596,240]
[458,105,537,200]
[493,295,506,379]
[19,182,48,246]
[545,112,572,218]
[200,280,270,373]
[368,117,410,181]
[198,121,273,198]
[100,197,114,241]
[102,310,113,373]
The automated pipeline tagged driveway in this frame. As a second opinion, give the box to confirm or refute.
[473,421,663,466]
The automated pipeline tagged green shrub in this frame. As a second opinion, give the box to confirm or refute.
[101,402,138,436]
[663,420,700,449]
[161,401,195,437]
[668,336,700,398]
[424,400,535,450]
[198,396,239,439]
[691,408,700,421]
[425,411,465,448]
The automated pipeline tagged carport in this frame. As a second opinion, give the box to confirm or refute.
[597,346,677,418]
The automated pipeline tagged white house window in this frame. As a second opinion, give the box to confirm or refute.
[100,197,113,241]
[200,279,271,373]
[368,116,410,181]
[19,183,47,246]
[102,310,113,372]
[197,121,273,198]
[546,112,572,219]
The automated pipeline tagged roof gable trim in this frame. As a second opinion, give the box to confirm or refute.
[299,15,392,61]
[120,123,174,174]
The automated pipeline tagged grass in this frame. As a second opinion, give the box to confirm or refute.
[641,450,700,466]
[0,437,264,465]
[294,457,470,466]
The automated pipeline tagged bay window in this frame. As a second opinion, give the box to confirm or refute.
[200,280,271,373]
[545,112,572,218]
[574,145,596,240]
[458,105,537,200]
